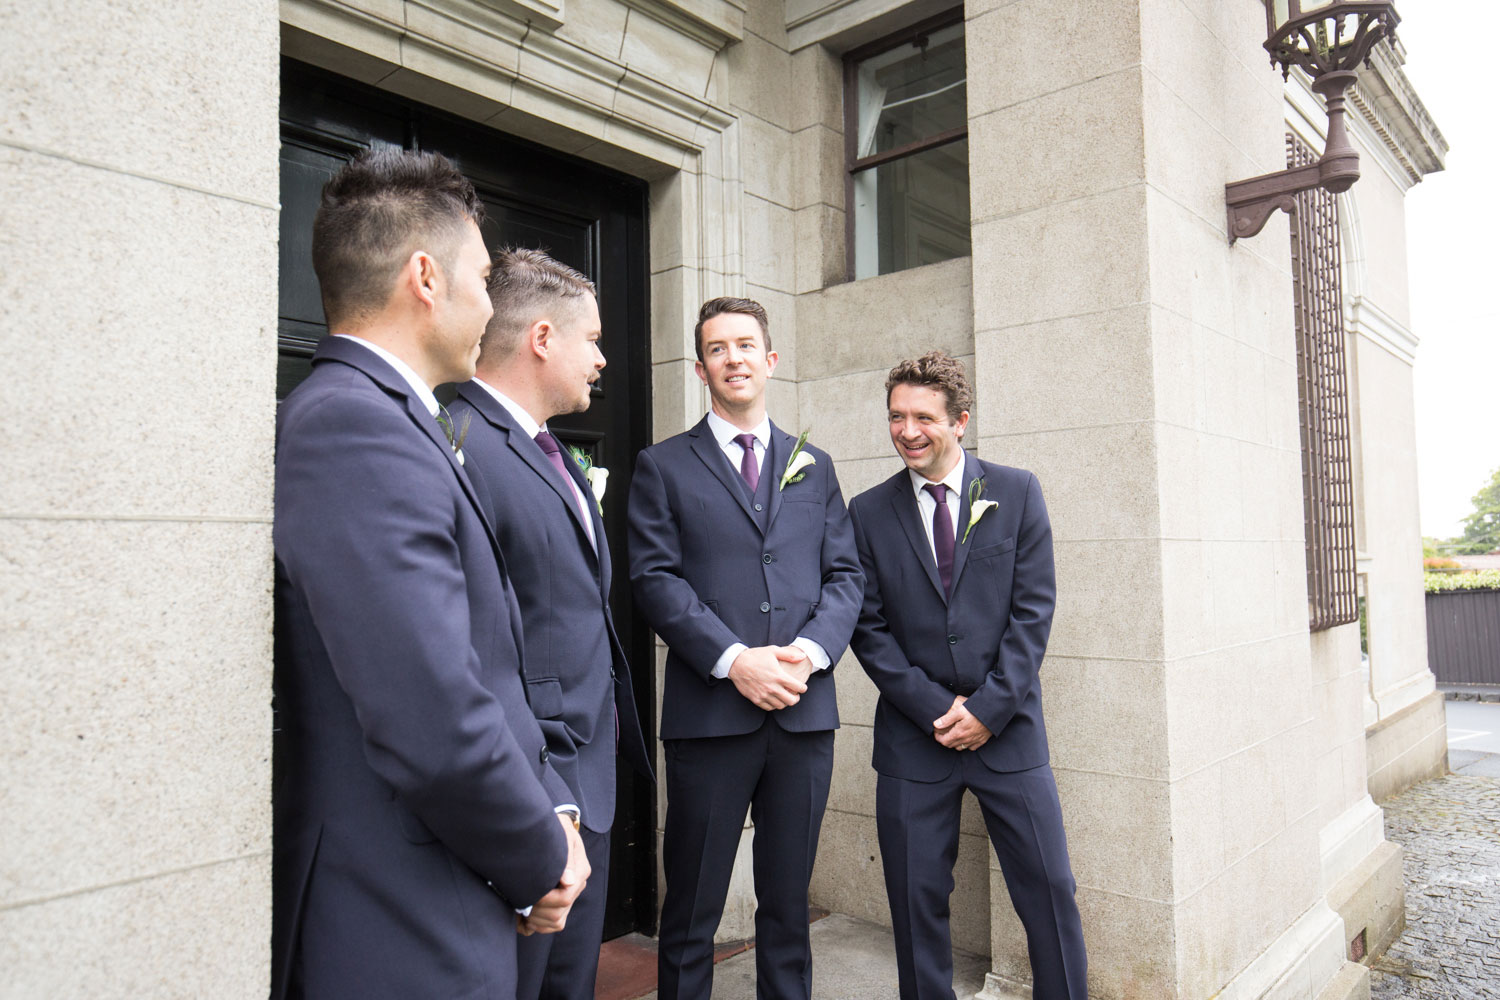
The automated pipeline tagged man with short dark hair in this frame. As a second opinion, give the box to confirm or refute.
[848,350,1088,1000]
[449,248,653,1000]
[627,297,864,1000]
[273,150,589,1000]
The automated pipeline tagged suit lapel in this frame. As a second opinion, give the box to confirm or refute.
[764,426,791,530]
[688,418,758,526]
[557,442,605,573]
[889,474,946,601]
[315,339,508,571]
[457,382,597,555]
[948,451,984,596]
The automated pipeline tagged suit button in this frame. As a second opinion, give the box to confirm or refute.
[610,668,617,680]
[947,634,958,644]
[760,602,771,613]
[763,553,773,564]
[539,747,550,764]
[754,503,764,511]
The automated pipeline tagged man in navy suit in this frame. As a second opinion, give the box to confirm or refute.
[449,248,653,1000]
[627,298,864,1000]
[848,351,1087,1000]
[272,150,590,1000]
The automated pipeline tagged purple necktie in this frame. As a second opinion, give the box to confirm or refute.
[734,433,760,492]
[924,483,954,595]
[535,430,591,527]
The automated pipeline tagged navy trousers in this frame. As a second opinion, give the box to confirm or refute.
[876,758,1087,1000]
[516,826,611,1000]
[657,719,834,1000]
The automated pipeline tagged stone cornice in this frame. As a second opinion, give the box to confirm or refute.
[1347,294,1419,366]
[283,0,734,166]
[622,0,743,49]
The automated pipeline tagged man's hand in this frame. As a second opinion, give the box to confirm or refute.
[778,645,814,686]
[933,696,992,752]
[518,813,592,936]
[728,646,808,710]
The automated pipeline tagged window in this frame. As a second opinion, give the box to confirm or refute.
[1288,133,1358,631]
[844,11,970,280]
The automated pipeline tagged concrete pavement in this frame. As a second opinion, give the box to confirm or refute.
[632,913,990,1000]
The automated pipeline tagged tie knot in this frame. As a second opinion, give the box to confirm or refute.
[733,433,758,453]
[534,430,561,456]
[924,483,948,504]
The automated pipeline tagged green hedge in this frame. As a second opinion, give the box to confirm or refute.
[1424,569,1500,593]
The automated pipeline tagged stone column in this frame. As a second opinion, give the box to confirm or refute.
[965,1,1360,996]
[0,2,280,995]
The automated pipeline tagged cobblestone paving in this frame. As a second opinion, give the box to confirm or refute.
[1370,754,1500,1000]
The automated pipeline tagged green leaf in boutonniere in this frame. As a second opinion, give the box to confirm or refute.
[567,445,607,513]
[779,428,816,490]
[435,406,471,464]
[962,477,998,543]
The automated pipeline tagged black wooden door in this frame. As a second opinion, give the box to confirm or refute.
[279,59,656,938]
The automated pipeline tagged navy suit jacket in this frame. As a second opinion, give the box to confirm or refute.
[272,337,570,1000]
[849,452,1055,782]
[627,416,864,740]
[449,381,652,834]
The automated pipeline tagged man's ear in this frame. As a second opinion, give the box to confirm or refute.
[954,410,971,439]
[693,359,707,386]
[765,350,779,377]
[528,319,553,360]
[407,250,440,311]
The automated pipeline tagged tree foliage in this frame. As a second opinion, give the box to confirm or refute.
[1458,466,1500,555]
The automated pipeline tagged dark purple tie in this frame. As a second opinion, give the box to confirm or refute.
[924,483,954,595]
[734,433,760,492]
[535,430,590,526]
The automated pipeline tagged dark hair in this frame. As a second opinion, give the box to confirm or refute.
[694,297,771,363]
[311,149,484,328]
[885,350,973,421]
[479,247,597,361]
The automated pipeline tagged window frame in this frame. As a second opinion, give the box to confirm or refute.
[842,6,969,282]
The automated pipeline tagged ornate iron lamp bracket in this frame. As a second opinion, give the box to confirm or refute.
[1225,2,1399,243]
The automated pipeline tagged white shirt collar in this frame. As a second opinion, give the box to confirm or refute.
[471,378,543,439]
[334,334,440,417]
[706,409,770,451]
[909,454,966,501]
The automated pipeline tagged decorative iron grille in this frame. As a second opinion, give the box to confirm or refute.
[1288,134,1359,631]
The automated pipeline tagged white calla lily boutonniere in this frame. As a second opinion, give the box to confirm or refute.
[779,428,816,490]
[963,477,998,543]
[567,446,608,514]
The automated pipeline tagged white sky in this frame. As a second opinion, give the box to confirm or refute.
[1395,1,1500,538]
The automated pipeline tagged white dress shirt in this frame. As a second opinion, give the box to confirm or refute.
[471,378,596,548]
[909,458,965,561]
[703,411,831,679]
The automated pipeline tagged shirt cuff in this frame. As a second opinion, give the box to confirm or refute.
[792,636,831,672]
[712,642,748,679]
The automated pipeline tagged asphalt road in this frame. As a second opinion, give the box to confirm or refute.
[1444,699,1500,754]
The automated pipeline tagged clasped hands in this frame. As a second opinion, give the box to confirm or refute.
[728,645,813,711]
[933,695,992,752]
[517,812,593,936]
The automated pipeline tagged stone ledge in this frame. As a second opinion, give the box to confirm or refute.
[1326,839,1404,969]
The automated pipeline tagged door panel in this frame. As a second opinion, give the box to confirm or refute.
[278,59,656,938]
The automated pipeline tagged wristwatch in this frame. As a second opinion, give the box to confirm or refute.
[559,807,581,831]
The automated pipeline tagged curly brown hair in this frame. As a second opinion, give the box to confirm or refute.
[884,351,973,422]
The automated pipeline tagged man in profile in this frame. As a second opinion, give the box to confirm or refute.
[273,150,588,1000]
[450,248,653,1000]
[848,351,1087,1000]
[628,297,863,1000]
